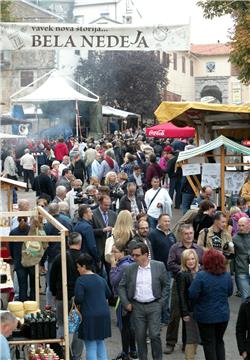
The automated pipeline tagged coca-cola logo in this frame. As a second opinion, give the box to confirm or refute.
[242,140,250,147]
[148,129,165,136]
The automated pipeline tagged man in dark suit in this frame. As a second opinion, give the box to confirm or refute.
[32,164,55,202]
[92,195,117,263]
[119,243,168,360]
[119,182,146,216]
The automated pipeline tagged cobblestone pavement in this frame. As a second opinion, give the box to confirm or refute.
[18,189,242,360]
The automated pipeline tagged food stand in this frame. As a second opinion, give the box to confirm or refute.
[154,101,250,143]
[176,135,250,212]
[0,206,70,359]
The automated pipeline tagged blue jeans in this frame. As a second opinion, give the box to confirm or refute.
[182,193,195,215]
[84,340,108,360]
[236,274,250,301]
[148,215,158,230]
[16,266,35,301]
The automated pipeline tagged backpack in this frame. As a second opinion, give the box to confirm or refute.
[21,229,47,267]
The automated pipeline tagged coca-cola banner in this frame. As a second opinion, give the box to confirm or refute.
[146,123,195,138]
[0,22,190,51]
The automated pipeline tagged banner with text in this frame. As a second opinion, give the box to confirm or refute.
[0,22,190,51]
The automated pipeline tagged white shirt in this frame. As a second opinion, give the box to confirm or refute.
[65,189,78,219]
[134,262,155,302]
[145,187,172,218]
[91,159,101,178]
[58,163,69,176]
[20,153,36,170]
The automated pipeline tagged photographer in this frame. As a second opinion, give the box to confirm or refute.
[105,171,124,211]
[65,179,83,221]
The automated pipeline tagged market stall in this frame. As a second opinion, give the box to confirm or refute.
[0,206,70,359]
[154,101,250,142]
[176,135,250,212]
[146,122,195,138]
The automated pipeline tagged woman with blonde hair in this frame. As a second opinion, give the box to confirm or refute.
[176,249,201,360]
[105,210,134,264]
[105,171,124,211]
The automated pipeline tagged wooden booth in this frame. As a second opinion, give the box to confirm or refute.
[0,206,70,359]
[176,135,250,212]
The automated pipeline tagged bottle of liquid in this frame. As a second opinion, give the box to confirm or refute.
[43,316,50,339]
[30,314,37,340]
[49,313,57,339]
[36,313,44,339]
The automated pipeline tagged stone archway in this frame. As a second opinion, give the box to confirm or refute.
[195,77,229,103]
[200,85,222,103]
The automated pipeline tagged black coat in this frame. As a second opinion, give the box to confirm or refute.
[236,297,250,356]
[50,248,81,300]
[32,173,55,200]
[176,271,194,317]
[118,194,146,213]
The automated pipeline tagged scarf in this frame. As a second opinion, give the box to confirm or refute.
[105,155,114,169]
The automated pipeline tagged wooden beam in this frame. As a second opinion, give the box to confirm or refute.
[0,211,37,218]
[186,175,200,197]
[61,230,70,360]
[8,339,65,345]
[37,206,69,234]
[0,236,61,242]
[35,264,40,309]
[193,175,202,190]
[221,145,225,212]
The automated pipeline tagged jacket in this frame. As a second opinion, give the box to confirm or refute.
[9,225,30,270]
[119,194,146,213]
[92,208,117,259]
[176,271,194,317]
[74,219,99,264]
[189,270,233,324]
[32,173,55,200]
[233,233,250,276]
[109,256,134,296]
[241,182,250,206]
[146,163,163,188]
[149,227,176,269]
[197,225,231,250]
[54,142,68,161]
[50,248,81,300]
[236,297,250,355]
[118,260,168,307]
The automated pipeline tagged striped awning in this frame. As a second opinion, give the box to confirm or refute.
[177,135,250,162]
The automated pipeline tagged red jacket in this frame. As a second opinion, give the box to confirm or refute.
[54,143,68,161]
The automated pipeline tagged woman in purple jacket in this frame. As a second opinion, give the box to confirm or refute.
[109,243,137,360]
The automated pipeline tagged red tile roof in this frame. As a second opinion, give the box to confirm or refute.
[191,44,231,56]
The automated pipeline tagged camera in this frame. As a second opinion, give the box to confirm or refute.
[74,189,86,205]
[222,242,234,260]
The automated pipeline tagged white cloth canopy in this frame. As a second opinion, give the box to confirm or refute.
[177,135,250,162]
[12,70,99,104]
[102,105,138,118]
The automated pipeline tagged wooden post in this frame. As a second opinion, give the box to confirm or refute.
[61,231,70,360]
[35,264,40,309]
[220,145,225,212]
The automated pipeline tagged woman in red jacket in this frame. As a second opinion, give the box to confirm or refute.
[54,138,69,161]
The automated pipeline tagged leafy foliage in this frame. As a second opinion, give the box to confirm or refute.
[75,51,168,117]
[0,0,13,22]
[197,0,250,84]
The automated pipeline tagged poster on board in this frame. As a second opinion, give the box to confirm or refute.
[182,163,201,176]
[201,163,221,189]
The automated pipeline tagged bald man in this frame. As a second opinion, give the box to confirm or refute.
[0,311,18,359]
[233,217,250,300]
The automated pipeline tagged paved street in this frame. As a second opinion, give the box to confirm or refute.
[17,188,242,359]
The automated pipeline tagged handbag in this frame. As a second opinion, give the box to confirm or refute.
[68,299,82,334]
[21,229,47,267]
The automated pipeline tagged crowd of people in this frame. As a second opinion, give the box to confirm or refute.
[1,129,250,360]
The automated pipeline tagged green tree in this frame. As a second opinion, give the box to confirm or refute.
[197,0,250,84]
[75,51,168,117]
[0,0,13,22]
